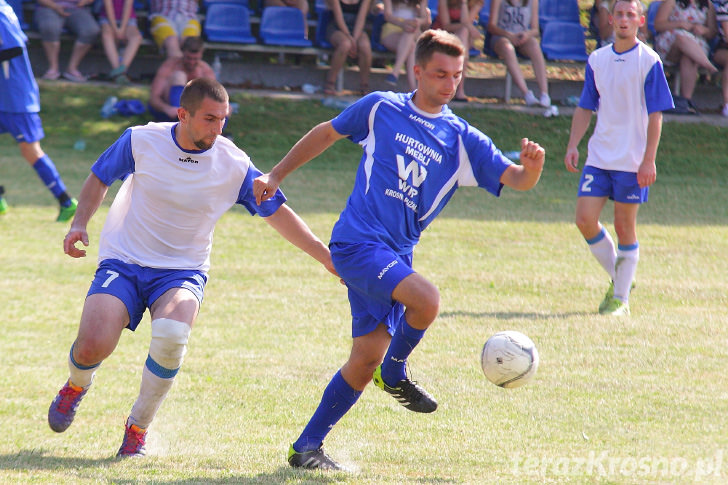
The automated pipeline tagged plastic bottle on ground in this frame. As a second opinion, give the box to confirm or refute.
[100,96,118,118]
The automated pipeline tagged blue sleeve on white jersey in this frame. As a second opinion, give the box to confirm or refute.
[91,128,135,185]
[236,161,287,216]
[331,93,382,142]
[644,61,674,113]
[579,61,600,111]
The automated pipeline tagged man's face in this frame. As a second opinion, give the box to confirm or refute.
[179,96,228,150]
[182,50,203,71]
[414,52,464,110]
[610,1,644,40]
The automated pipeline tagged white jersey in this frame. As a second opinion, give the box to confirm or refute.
[578,41,673,173]
[91,122,285,272]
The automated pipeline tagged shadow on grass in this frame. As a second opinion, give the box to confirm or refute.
[440,310,588,320]
[0,449,116,469]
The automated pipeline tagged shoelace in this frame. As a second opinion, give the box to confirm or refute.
[56,386,82,413]
[119,428,146,455]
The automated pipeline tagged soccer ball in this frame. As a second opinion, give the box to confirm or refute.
[480,331,539,388]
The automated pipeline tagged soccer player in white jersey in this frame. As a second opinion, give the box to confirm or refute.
[47,78,338,457]
[565,0,674,316]
[253,29,545,470]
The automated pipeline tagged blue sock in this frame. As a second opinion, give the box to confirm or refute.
[380,319,426,386]
[33,155,68,203]
[293,370,361,453]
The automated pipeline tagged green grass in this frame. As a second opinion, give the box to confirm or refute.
[1,84,727,484]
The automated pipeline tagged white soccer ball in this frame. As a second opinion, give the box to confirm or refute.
[480,331,539,388]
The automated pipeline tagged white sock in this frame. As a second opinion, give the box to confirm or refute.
[586,227,616,280]
[128,319,191,429]
[614,243,639,302]
[68,343,100,389]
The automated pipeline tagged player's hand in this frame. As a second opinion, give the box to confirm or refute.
[519,138,545,173]
[637,159,656,188]
[253,172,281,205]
[564,147,580,173]
[64,227,89,258]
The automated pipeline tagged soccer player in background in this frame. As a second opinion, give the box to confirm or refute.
[48,78,337,457]
[564,0,674,316]
[254,29,545,470]
[0,0,77,221]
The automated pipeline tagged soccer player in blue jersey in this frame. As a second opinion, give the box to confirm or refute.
[565,0,674,316]
[0,0,77,221]
[254,29,545,470]
[47,78,337,457]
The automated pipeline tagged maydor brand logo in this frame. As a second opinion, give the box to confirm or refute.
[377,260,398,280]
[408,113,435,130]
[178,156,199,164]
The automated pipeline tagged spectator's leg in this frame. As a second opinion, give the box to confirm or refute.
[121,25,144,72]
[493,37,529,97]
[678,55,699,100]
[325,31,352,94]
[65,8,100,76]
[35,6,63,78]
[454,26,470,98]
[357,35,372,94]
[672,34,719,72]
[100,23,121,71]
[519,37,549,100]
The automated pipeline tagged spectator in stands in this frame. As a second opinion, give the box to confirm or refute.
[590,0,649,46]
[99,0,143,84]
[381,0,431,91]
[323,0,373,95]
[432,0,484,101]
[654,0,719,113]
[35,0,100,81]
[149,36,215,121]
[264,0,309,39]
[487,0,551,107]
[711,0,728,116]
[149,0,201,58]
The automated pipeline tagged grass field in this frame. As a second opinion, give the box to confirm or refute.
[1,84,727,484]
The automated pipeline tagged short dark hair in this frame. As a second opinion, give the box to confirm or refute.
[415,29,465,67]
[611,0,644,14]
[181,36,205,54]
[180,78,228,114]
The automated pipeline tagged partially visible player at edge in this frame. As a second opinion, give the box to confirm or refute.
[564,0,673,316]
[253,29,546,470]
[47,77,337,457]
[0,0,77,221]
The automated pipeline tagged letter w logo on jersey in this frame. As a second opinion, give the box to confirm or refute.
[396,155,427,187]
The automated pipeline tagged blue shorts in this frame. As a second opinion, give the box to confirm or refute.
[330,241,415,338]
[87,259,207,331]
[0,112,44,144]
[578,165,649,203]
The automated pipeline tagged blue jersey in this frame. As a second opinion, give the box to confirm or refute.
[0,1,40,114]
[330,91,512,255]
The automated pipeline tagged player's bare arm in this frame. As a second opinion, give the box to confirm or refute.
[637,111,662,188]
[564,107,593,172]
[263,204,339,279]
[254,121,345,204]
[500,138,545,191]
[64,173,109,258]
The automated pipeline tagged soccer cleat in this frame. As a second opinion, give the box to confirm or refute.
[0,196,7,215]
[287,443,343,470]
[599,298,630,316]
[372,364,437,413]
[56,198,78,223]
[598,280,615,313]
[117,419,147,458]
[524,90,538,106]
[48,380,88,432]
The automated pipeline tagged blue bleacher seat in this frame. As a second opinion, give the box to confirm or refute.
[647,0,662,40]
[428,0,439,21]
[203,0,256,13]
[315,9,332,48]
[6,0,29,30]
[204,3,257,44]
[260,6,313,47]
[540,20,588,61]
[539,0,580,30]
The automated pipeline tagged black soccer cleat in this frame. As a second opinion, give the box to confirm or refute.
[288,444,344,470]
[372,364,438,413]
